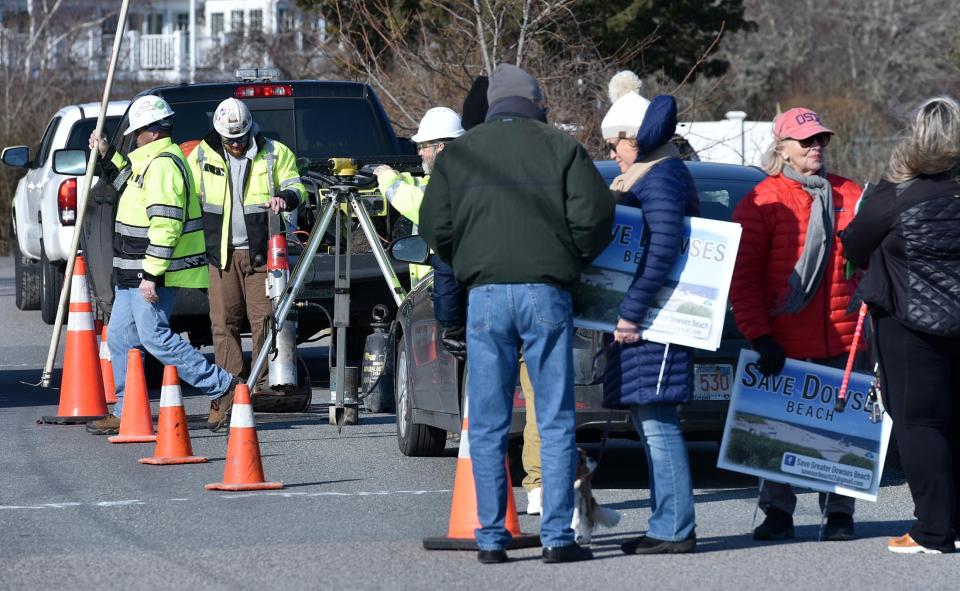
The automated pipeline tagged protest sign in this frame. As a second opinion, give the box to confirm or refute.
[571,205,742,351]
[718,349,892,502]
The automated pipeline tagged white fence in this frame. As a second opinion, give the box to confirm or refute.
[0,29,305,82]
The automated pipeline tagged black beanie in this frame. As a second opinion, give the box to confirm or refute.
[461,75,489,131]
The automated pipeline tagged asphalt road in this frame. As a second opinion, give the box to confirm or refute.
[0,256,955,590]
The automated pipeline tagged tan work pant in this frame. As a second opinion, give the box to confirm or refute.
[520,359,542,491]
[207,251,272,384]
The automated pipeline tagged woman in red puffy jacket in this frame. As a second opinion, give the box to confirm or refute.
[729,107,862,542]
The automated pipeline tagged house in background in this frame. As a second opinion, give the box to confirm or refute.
[0,0,326,82]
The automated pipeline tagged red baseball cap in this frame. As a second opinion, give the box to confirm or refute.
[774,107,834,140]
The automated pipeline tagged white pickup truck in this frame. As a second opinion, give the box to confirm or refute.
[2,101,127,323]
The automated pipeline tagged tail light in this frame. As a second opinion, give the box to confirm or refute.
[235,84,294,98]
[58,178,77,226]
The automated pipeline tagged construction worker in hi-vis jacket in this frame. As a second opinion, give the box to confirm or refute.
[86,94,237,436]
[186,97,306,392]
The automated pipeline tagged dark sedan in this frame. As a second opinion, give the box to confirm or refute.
[389,160,765,456]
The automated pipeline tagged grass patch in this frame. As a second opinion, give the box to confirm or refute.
[571,281,622,326]
[726,428,825,472]
[839,453,873,470]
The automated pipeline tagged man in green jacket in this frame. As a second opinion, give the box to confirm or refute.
[186,98,306,402]
[86,95,237,435]
[419,64,615,564]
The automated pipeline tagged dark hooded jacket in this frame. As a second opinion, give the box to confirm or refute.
[603,95,700,407]
[419,97,614,288]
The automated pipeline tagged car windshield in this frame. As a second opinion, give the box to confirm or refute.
[66,117,122,150]
[594,160,761,222]
[152,97,394,160]
[692,178,760,221]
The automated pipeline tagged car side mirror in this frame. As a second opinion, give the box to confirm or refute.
[390,235,430,264]
[52,149,88,176]
[1,145,31,168]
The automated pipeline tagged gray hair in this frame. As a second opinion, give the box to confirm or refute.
[888,96,960,183]
[760,138,787,175]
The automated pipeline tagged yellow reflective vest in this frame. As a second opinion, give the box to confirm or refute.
[187,131,306,269]
[376,169,431,285]
[108,137,207,288]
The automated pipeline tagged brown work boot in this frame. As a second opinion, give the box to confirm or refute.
[85,414,121,435]
[208,379,239,432]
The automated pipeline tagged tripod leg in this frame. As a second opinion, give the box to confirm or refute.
[247,198,339,392]
[349,194,407,306]
[331,202,353,430]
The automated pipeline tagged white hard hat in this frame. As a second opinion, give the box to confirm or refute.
[213,98,253,138]
[124,95,174,135]
[410,107,464,143]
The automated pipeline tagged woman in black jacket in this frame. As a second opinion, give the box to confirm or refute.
[841,96,960,554]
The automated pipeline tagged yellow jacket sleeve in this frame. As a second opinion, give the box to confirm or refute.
[141,157,186,279]
[376,170,429,225]
[274,141,306,207]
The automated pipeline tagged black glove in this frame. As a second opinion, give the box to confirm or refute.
[440,325,467,362]
[750,335,786,376]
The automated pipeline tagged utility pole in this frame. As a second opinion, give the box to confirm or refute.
[725,111,747,166]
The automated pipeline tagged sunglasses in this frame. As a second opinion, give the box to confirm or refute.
[416,141,440,151]
[221,134,249,147]
[790,133,831,148]
[606,138,624,152]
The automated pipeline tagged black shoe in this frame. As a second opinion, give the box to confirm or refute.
[621,534,696,555]
[542,542,593,563]
[822,512,854,541]
[477,549,508,564]
[753,507,794,541]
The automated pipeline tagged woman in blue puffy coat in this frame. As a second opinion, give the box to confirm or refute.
[600,72,699,555]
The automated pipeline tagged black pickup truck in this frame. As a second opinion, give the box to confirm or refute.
[81,76,414,356]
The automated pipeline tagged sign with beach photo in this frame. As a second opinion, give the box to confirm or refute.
[571,205,742,351]
[717,349,893,502]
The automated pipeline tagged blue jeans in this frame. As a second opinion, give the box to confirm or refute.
[467,284,577,550]
[108,286,234,417]
[631,403,696,541]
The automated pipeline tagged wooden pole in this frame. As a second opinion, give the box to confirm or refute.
[41,0,132,387]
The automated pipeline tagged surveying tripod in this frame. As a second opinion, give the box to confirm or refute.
[246,157,416,431]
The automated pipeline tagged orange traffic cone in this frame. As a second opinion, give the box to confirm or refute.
[140,366,207,465]
[99,325,117,404]
[40,255,108,425]
[423,393,540,550]
[205,384,283,491]
[108,349,157,444]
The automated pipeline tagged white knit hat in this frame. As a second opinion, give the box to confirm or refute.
[600,71,651,139]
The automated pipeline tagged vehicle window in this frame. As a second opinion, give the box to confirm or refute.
[159,97,393,161]
[65,117,123,151]
[36,116,62,167]
[694,179,760,221]
[293,98,392,158]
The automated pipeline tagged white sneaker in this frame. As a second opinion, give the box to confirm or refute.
[526,487,542,515]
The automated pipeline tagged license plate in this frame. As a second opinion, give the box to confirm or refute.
[694,364,733,401]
